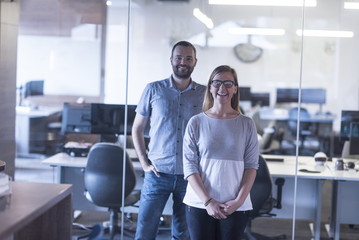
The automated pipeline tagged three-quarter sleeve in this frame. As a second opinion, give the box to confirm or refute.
[183,116,200,179]
[243,119,259,169]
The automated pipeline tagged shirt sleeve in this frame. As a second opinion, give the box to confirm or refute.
[183,116,200,179]
[244,118,260,169]
[136,83,152,118]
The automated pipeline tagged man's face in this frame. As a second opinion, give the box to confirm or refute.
[171,46,197,79]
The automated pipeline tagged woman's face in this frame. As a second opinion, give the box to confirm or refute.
[209,71,238,105]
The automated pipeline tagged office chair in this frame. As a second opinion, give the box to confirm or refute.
[244,155,286,240]
[23,80,44,99]
[82,142,140,240]
[287,107,314,155]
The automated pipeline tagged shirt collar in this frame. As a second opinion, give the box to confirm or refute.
[169,75,196,92]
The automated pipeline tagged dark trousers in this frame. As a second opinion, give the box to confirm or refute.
[185,205,250,240]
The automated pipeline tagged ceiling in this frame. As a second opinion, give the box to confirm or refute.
[19,0,105,36]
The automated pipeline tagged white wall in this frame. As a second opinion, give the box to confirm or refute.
[16,0,359,132]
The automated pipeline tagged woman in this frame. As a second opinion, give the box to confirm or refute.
[183,65,259,240]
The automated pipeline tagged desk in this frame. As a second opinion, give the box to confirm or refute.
[260,108,335,154]
[16,106,61,157]
[0,181,72,240]
[264,154,334,240]
[43,151,143,212]
[326,159,359,240]
[259,108,336,123]
[44,152,348,239]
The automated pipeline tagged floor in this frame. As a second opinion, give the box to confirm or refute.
[14,156,359,240]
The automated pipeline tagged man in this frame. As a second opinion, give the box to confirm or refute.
[132,41,206,240]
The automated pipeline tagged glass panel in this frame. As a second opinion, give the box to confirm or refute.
[16,0,105,158]
[106,1,307,239]
[301,1,359,239]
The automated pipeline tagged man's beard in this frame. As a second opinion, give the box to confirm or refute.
[172,65,194,79]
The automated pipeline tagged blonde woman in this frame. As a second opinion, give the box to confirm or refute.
[183,65,259,240]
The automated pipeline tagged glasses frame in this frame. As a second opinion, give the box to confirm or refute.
[211,80,236,89]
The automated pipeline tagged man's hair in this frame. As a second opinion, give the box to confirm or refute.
[171,41,197,58]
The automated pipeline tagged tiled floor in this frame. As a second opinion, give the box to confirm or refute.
[14,156,359,240]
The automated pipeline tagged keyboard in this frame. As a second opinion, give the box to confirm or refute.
[264,157,284,162]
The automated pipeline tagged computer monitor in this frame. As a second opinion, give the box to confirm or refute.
[251,92,270,107]
[239,87,251,101]
[23,80,44,98]
[90,103,137,136]
[340,110,359,141]
[61,103,92,134]
[276,88,299,103]
[349,122,359,155]
[301,88,326,104]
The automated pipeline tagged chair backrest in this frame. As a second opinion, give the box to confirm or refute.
[250,155,273,218]
[23,80,44,98]
[288,107,311,136]
[84,142,136,208]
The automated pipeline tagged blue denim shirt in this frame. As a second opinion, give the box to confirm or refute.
[136,77,206,174]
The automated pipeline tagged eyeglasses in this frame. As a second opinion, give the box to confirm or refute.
[211,80,236,88]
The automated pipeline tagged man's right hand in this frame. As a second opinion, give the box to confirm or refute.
[143,163,160,177]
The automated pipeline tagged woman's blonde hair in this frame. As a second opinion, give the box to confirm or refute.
[202,65,241,112]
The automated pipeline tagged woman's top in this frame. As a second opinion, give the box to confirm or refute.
[183,112,259,211]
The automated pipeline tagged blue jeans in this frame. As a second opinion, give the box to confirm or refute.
[185,205,250,240]
[135,171,189,240]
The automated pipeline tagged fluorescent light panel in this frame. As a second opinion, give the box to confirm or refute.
[209,0,317,7]
[229,27,285,36]
[296,29,354,38]
[344,2,359,9]
[193,8,214,29]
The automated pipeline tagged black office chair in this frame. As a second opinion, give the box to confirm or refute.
[244,155,286,240]
[82,142,140,240]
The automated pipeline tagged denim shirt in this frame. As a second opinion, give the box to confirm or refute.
[136,77,206,174]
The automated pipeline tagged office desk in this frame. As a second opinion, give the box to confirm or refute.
[16,106,61,157]
[0,181,72,240]
[326,159,359,240]
[43,151,144,212]
[259,108,336,123]
[44,152,336,239]
[263,154,334,240]
[260,108,335,154]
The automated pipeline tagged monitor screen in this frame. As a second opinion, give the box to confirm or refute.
[276,88,299,103]
[61,103,92,134]
[91,103,137,135]
[301,88,326,104]
[349,122,359,155]
[239,87,251,101]
[251,92,270,107]
[340,110,359,141]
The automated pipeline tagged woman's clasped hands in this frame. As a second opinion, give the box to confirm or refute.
[205,199,230,219]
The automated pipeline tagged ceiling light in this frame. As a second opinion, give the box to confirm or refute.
[193,8,214,29]
[209,0,317,7]
[344,2,359,9]
[296,29,354,38]
[229,27,285,36]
